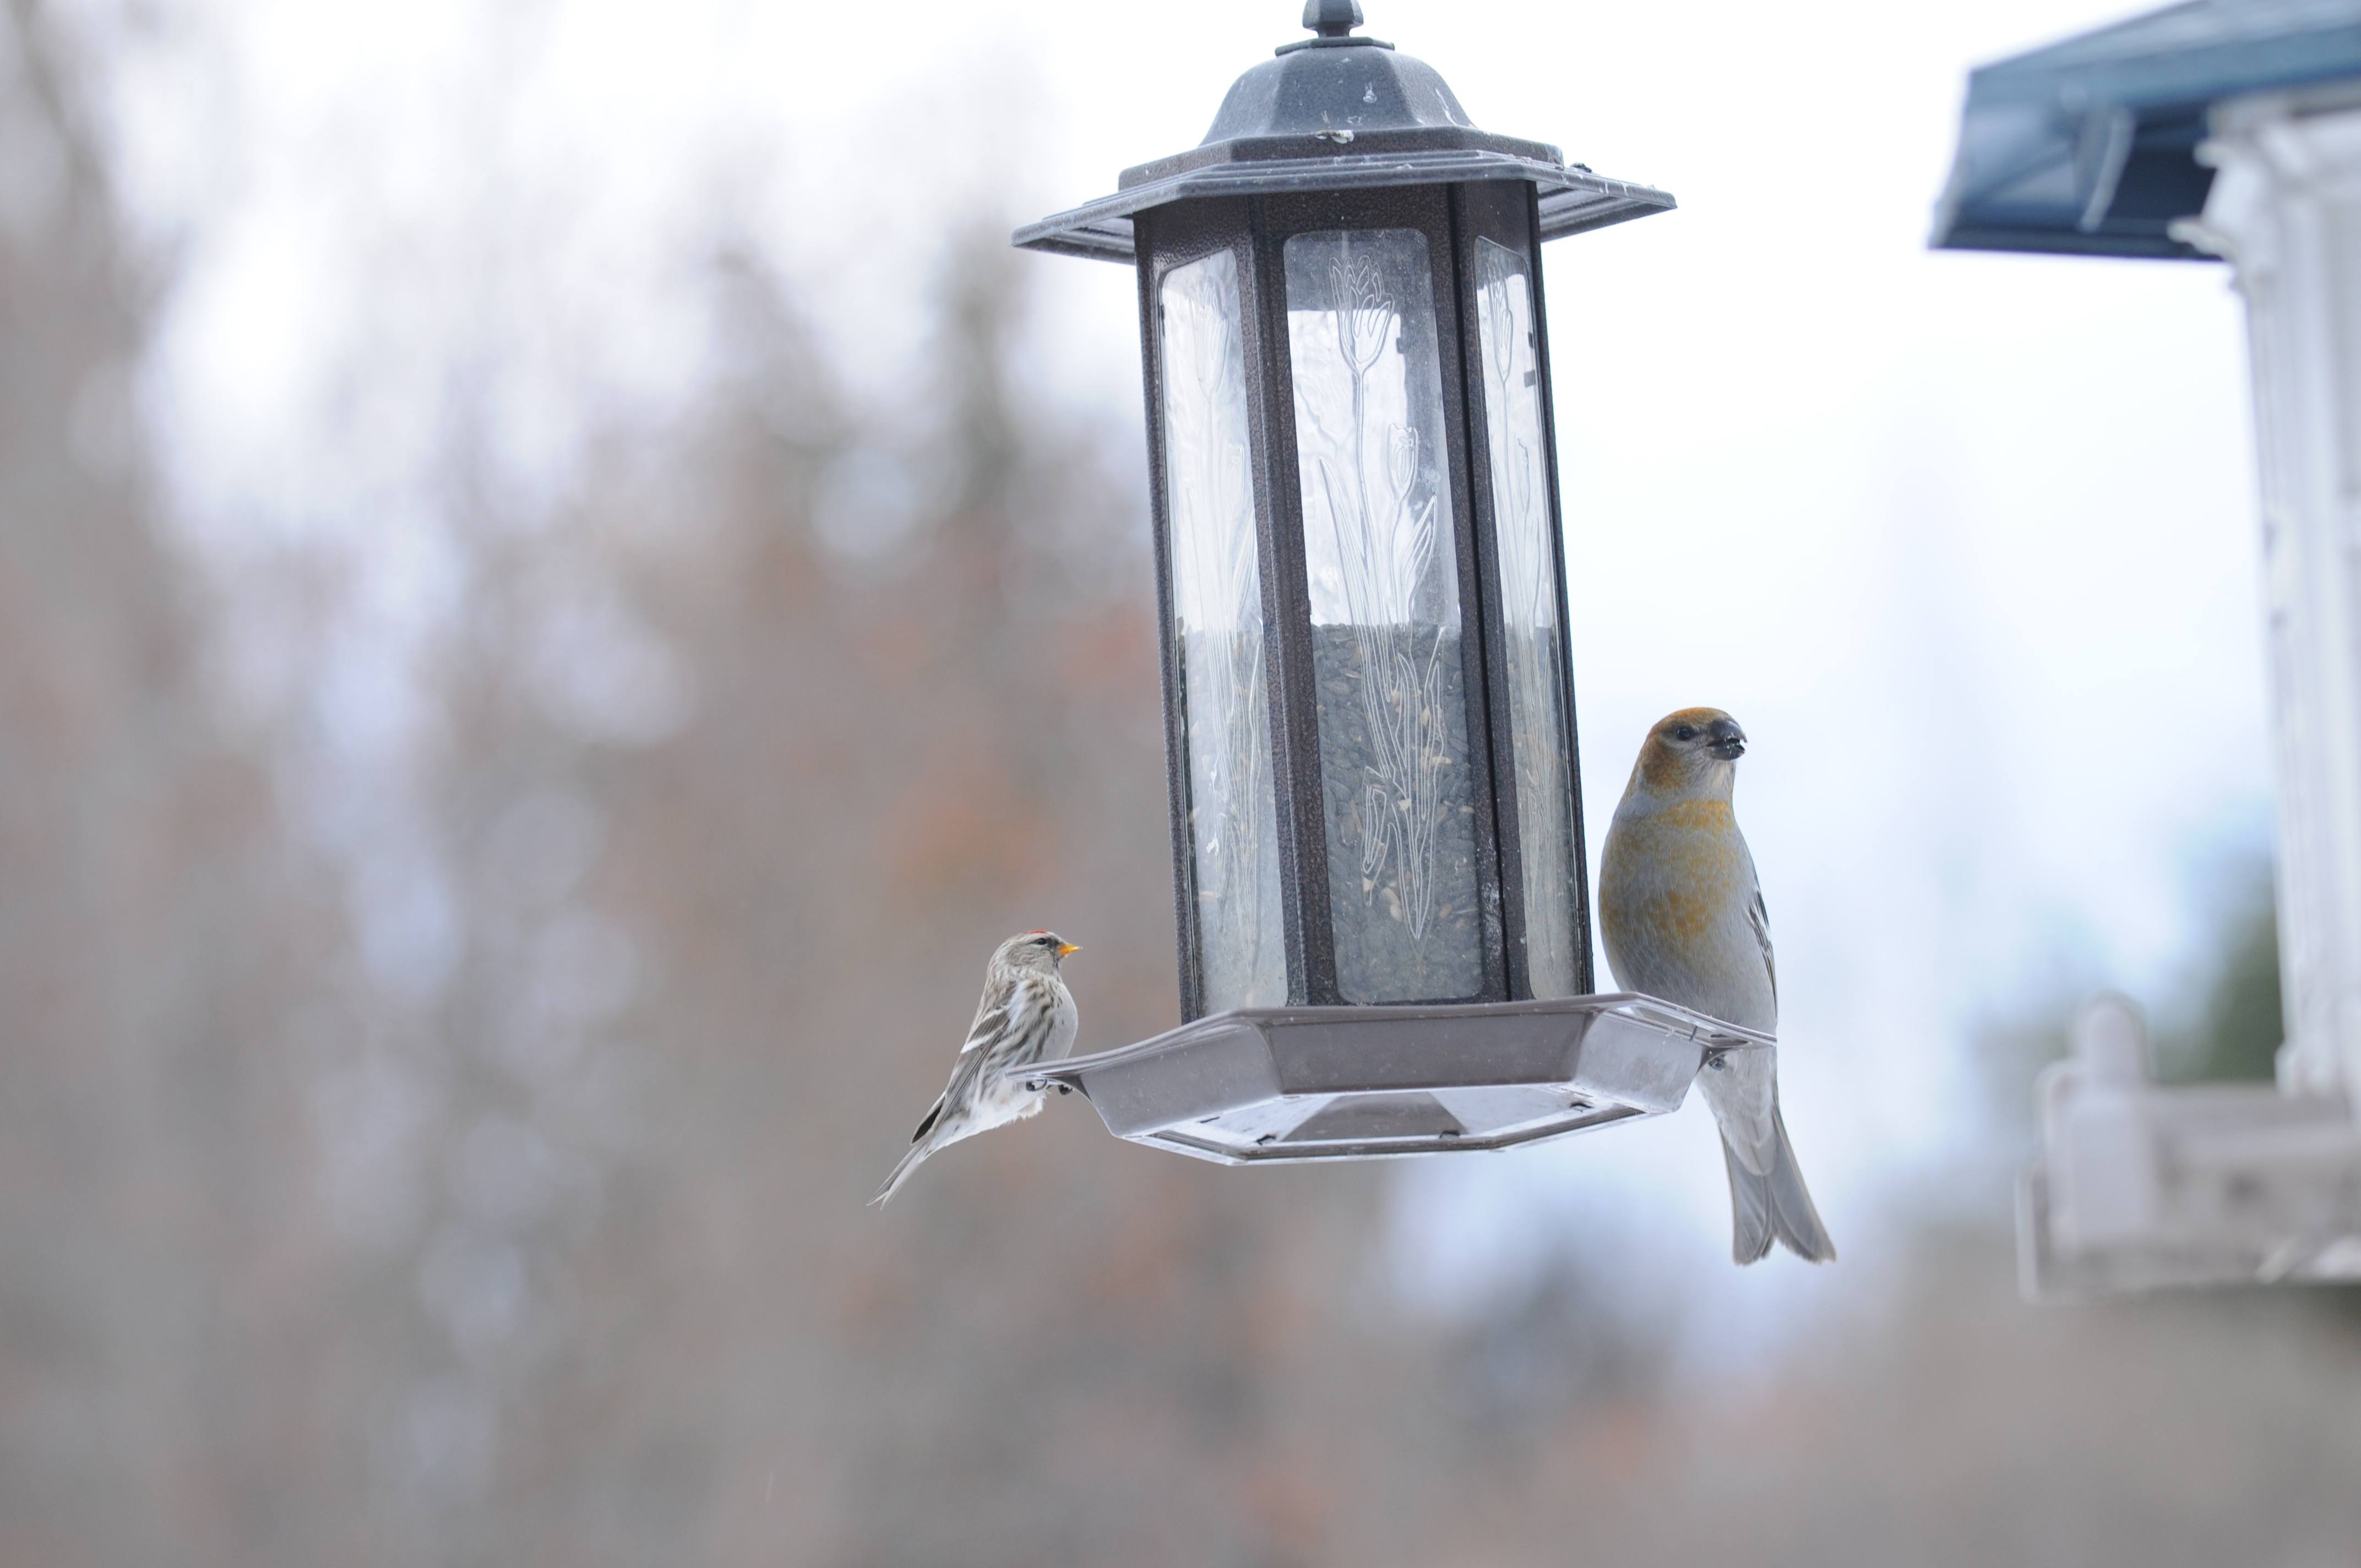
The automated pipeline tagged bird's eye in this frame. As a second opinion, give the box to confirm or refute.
[1673,725,1697,742]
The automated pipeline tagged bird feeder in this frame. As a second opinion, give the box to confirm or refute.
[1014,1,1762,1163]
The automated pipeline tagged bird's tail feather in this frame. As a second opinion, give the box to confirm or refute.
[1720,1104,1835,1264]
[871,1133,937,1207]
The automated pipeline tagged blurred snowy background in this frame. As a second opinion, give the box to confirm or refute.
[3,0,2354,1562]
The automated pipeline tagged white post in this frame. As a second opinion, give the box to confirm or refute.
[2019,80,2361,1297]
[2178,81,2361,1110]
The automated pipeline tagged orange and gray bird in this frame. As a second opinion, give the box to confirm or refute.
[872,930,1080,1206]
[1599,709,1835,1264]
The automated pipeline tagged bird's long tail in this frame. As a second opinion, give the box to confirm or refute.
[1721,1103,1835,1264]
[872,1099,947,1207]
[871,1136,934,1207]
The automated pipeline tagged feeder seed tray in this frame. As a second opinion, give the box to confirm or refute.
[1026,992,1767,1164]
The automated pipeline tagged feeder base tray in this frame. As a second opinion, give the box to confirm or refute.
[1025,993,1768,1164]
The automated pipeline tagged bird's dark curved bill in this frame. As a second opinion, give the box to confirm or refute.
[1711,738,1746,759]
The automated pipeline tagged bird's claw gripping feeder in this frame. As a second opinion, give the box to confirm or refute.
[1016,1,1753,1163]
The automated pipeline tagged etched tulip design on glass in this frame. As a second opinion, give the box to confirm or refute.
[1287,230,1482,1002]
[1318,411,1447,941]
[1314,249,1446,945]
[1474,238,1580,999]
[1161,250,1287,1011]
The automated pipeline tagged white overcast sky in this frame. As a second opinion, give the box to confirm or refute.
[107,0,2270,1327]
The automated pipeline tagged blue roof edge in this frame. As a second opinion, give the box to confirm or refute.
[1930,0,2361,260]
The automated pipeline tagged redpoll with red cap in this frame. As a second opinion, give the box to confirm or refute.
[873,930,1080,1206]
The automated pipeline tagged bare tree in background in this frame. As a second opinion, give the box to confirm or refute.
[382,225,1446,1567]
[0,3,346,1562]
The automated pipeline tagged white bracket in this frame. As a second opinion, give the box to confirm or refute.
[2021,997,2361,1298]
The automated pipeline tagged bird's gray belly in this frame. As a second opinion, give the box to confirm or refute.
[1044,994,1078,1062]
[1611,922,1774,1033]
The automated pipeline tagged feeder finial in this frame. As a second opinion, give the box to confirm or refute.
[1302,0,1363,40]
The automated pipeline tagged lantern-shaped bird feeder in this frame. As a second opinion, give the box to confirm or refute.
[1016,1,1765,1162]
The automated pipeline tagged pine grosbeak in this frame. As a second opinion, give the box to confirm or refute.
[1599,709,1835,1264]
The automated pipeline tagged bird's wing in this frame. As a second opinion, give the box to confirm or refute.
[1743,846,1776,1006]
[980,977,1059,1072]
[912,1043,989,1142]
[959,973,1017,1054]
[906,973,1019,1140]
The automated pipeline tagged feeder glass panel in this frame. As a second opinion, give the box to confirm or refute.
[1161,249,1288,1010]
[1285,228,1483,1004]
[1473,237,1580,999]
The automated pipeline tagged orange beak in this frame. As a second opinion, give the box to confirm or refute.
[1057,942,1081,959]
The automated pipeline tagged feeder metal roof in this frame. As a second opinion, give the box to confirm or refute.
[1015,2,1674,262]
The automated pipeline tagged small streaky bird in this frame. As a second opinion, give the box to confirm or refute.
[1598,709,1835,1265]
[872,930,1080,1206]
